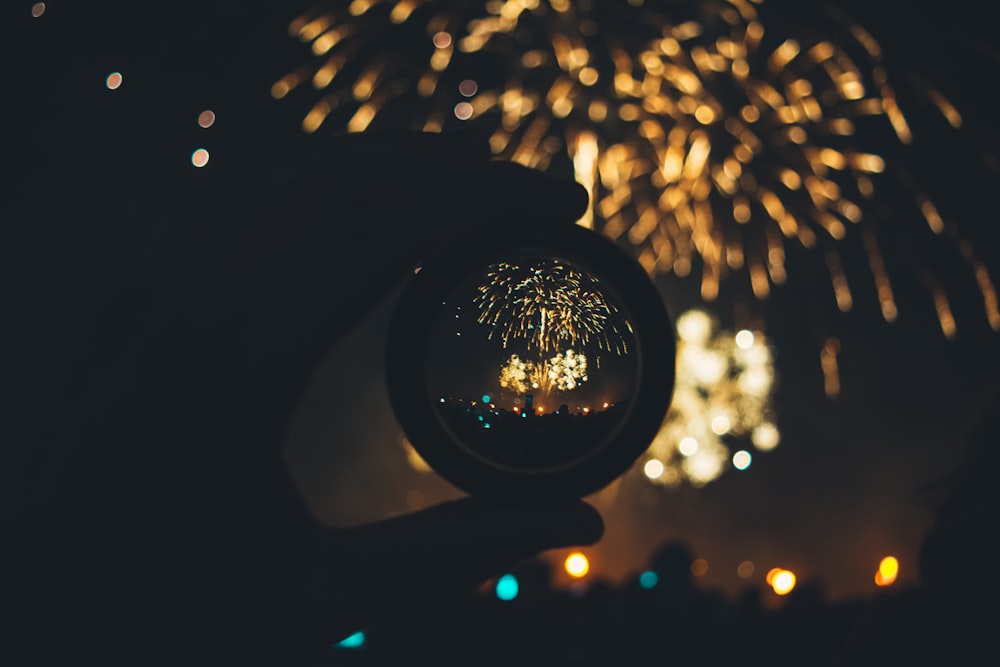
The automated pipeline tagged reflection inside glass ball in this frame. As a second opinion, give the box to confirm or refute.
[424,255,639,471]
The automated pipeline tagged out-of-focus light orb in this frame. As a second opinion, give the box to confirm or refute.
[106,72,123,90]
[710,415,731,435]
[643,459,665,480]
[676,310,713,345]
[639,570,659,589]
[678,436,699,457]
[197,110,216,128]
[737,560,755,578]
[495,573,519,601]
[732,450,752,470]
[770,569,797,595]
[334,630,366,649]
[191,148,210,167]
[31,3,46,17]
[565,552,590,578]
[454,102,473,120]
[643,309,778,488]
[690,558,709,577]
[875,556,899,587]
[751,423,781,451]
[459,79,478,97]
[431,31,451,48]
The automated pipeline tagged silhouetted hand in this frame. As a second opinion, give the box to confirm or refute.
[4,132,602,663]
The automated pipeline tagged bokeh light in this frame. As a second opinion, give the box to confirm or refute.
[768,568,797,595]
[495,573,520,601]
[691,558,709,577]
[737,560,755,578]
[106,72,123,90]
[565,552,590,578]
[197,110,216,128]
[639,570,659,589]
[191,148,210,167]
[643,309,777,487]
[334,630,366,649]
[31,2,46,18]
[874,556,899,587]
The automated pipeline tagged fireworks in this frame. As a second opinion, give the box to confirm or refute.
[475,260,632,355]
[499,349,588,394]
[276,0,999,344]
[643,308,778,487]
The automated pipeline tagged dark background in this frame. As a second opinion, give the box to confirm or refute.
[4,0,999,603]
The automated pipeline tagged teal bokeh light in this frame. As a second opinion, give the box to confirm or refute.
[334,630,366,649]
[639,570,659,589]
[495,573,519,601]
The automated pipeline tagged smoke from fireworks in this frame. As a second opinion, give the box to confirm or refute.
[276,0,999,344]
[475,260,632,355]
[499,349,589,395]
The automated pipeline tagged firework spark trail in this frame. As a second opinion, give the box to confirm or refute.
[475,261,632,355]
[276,0,1000,341]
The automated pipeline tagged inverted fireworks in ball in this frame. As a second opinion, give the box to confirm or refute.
[276,0,998,346]
[499,349,588,395]
[475,260,632,355]
[642,308,778,487]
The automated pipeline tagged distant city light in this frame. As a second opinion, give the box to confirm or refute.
[495,574,519,601]
[334,630,366,649]
[565,552,590,578]
[191,148,210,167]
[106,72,123,90]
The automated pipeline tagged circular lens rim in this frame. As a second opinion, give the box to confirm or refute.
[386,224,676,501]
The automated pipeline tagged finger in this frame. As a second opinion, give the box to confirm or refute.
[330,498,604,627]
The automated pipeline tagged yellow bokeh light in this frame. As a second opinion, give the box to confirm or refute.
[737,560,755,578]
[875,556,899,586]
[565,552,590,578]
[770,569,796,595]
[644,459,665,479]
[691,558,709,577]
[735,329,755,349]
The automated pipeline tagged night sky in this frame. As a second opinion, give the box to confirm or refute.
[6,0,1000,605]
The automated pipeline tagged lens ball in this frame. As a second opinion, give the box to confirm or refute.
[386,225,675,501]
